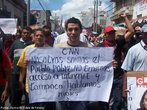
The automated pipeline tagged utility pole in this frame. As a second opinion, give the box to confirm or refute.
[27,0,30,26]
[93,0,96,32]
[54,13,57,31]
[95,0,98,32]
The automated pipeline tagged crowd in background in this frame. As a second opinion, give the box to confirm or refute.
[0,12,147,110]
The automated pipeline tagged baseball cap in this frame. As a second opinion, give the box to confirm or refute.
[92,31,98,35]
[141,24,147,33]
[104,26,115,33]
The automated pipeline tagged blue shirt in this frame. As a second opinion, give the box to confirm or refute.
[121,40,147,71]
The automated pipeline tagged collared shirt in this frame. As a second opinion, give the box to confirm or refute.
[140,40,147,51]
[121,40,147,71]
[20,38,25,43]
[9,38,32,74]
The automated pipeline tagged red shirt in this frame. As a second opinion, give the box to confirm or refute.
[0,50,11,86]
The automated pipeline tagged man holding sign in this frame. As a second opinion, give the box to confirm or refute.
[17,18,113,110]
[122,24,147,71]
[55,17,91,110]
[17,29,55,109]
[121,24,147,110]
[121,24,147,98]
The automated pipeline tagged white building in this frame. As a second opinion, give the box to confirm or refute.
[132,0,147,20]
[80,9,110,28]
[31,10,51,27]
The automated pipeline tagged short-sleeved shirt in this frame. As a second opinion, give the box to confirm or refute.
[54,33,89,46]
[54,41,92,47]
[17,44,49,92]
[9,38,32,74]
[0,50,11,86]
[121,40,147,71]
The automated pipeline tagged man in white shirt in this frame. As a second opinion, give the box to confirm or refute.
[54,32,89,46]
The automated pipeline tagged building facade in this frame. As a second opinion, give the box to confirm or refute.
[110,0,136,24]
[31,10,51,27]
[110,0,147,26]
[0,0,27,26]
[132,0,147,20]
[80,9,110,30]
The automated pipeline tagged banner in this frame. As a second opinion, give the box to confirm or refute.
[127,72,147,110]
[133,0,147,19]
[0,18,17,35]
[27,47,113,103]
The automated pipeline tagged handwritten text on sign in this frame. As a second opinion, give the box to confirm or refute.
[27,47,113,103]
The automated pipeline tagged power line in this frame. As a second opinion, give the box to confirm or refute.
[37,0,46,12]
[104,0,132,13]
[103,3,113,12]
[37,0,51,23]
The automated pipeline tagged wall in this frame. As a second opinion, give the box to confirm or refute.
[0,0,26,26]
[133,0,147,19]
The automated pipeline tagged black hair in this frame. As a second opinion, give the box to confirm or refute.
[22,26,33,33]
[65,17,82,31]
[140,90,147,110]
[42,25,51,29]
[33,28,45,36]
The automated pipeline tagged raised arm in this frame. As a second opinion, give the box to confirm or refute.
[120,13,134,42]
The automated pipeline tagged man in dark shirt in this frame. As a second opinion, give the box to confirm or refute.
[94,13,134,110]
[9,27,32,108]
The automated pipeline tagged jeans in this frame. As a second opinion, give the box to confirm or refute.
[109,77,123,110]
[98,77,123,110]
[25,92,56,110]
[10,74,23,107]
[57,101,88,110]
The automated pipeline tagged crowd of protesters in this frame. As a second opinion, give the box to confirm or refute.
[0,12,147,110]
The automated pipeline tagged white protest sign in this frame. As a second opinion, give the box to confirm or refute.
[127,72,147,110]
[27,47,113,103]
[0,18,17,35]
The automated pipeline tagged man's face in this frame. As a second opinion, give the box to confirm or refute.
[90,35,97,42]
[21,29,31,41]
[105,31,116,41]
[43,28,51,36]
[66,23,81,43]
[34,31,45,47]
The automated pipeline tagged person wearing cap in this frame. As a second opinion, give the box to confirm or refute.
[126,24,143,50]
[121,24,147,100]
[95,13,134,110]
[88,31,99,47]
